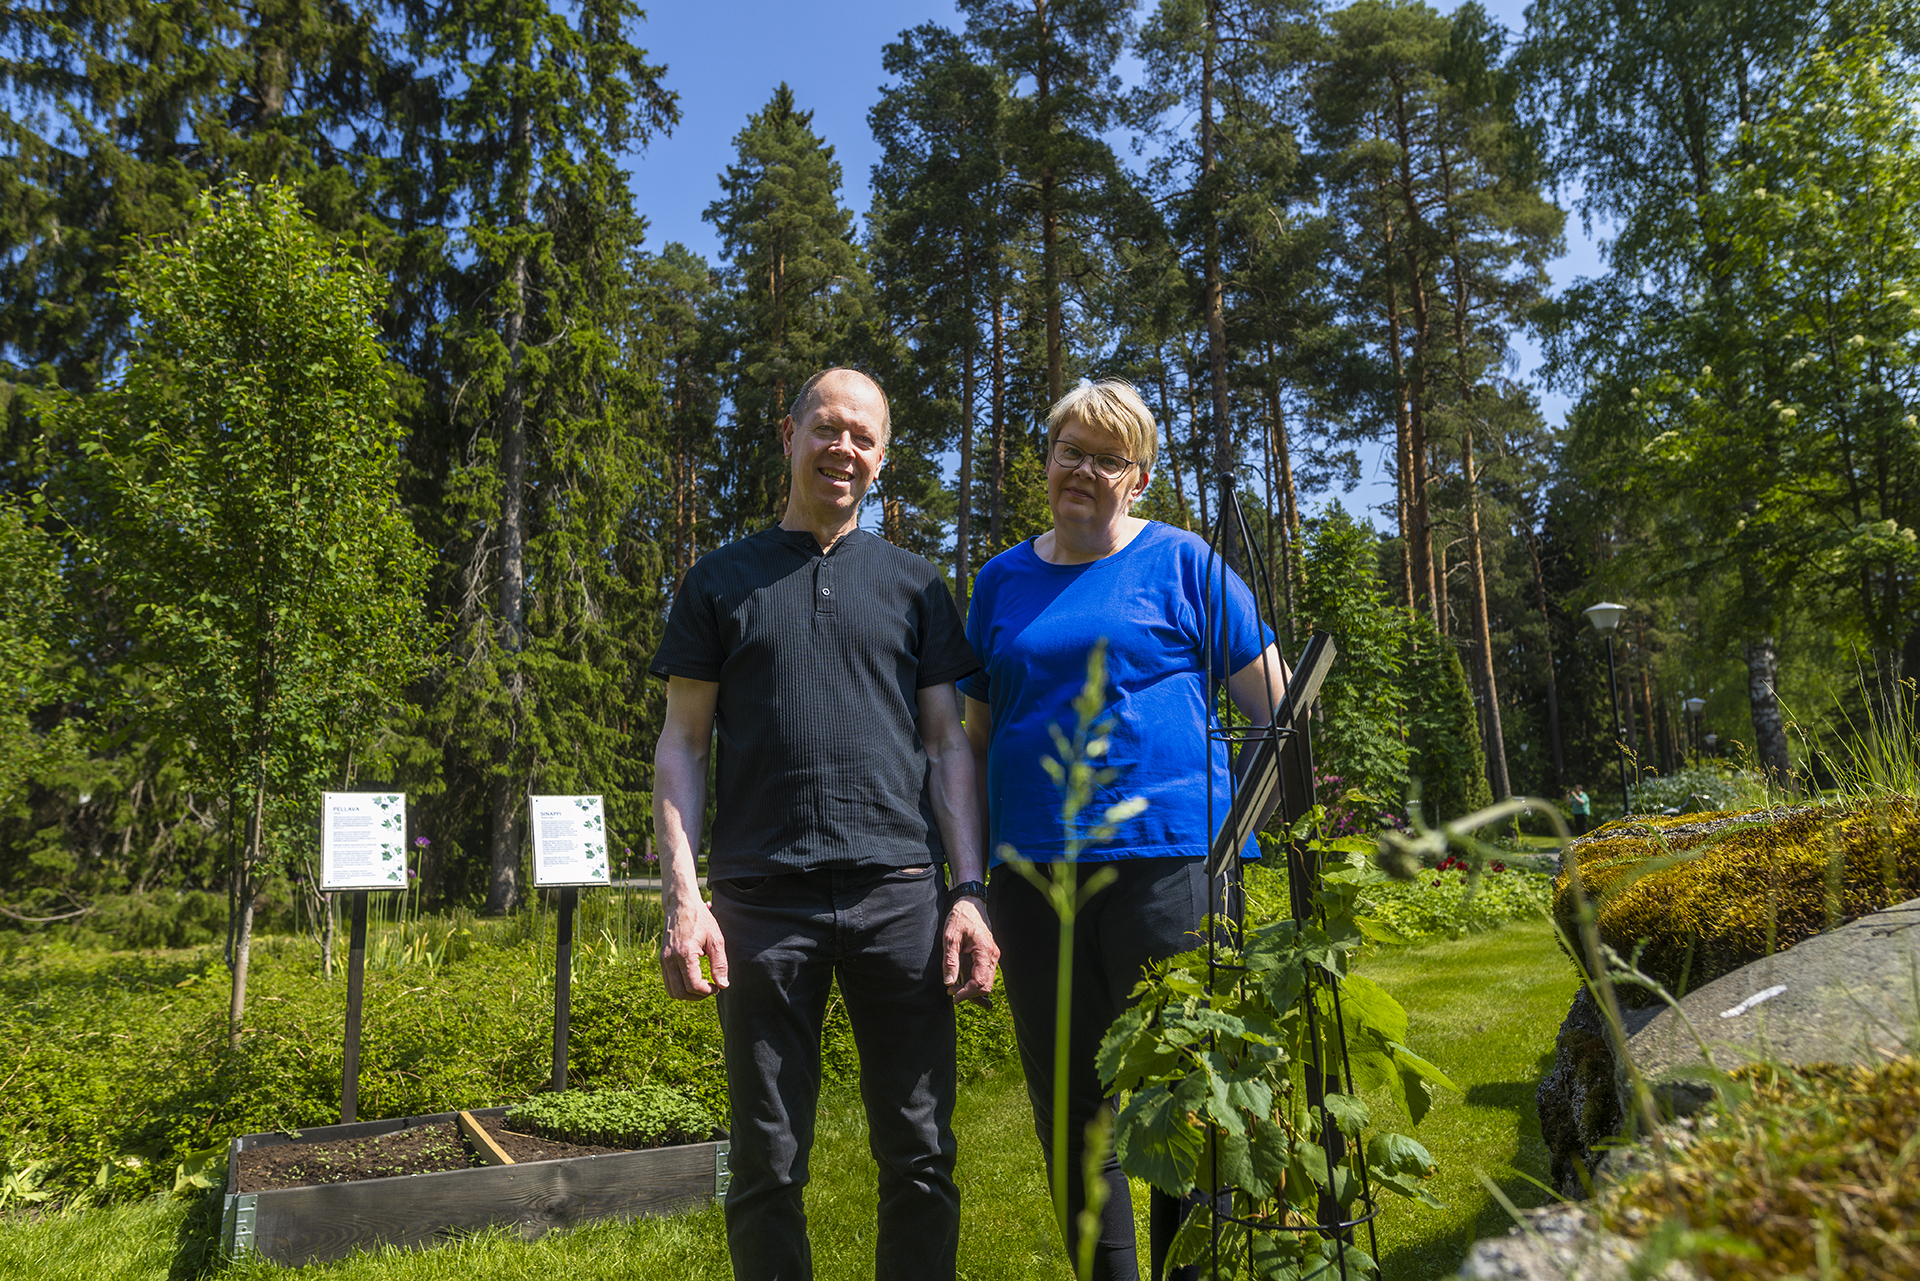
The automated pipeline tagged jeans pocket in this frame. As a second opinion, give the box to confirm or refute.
[716,875,772,898]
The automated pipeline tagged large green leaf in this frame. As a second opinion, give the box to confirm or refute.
[1115,1085,1203,1195]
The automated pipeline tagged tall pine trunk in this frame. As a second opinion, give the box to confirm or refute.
[1198,0,1236,566]
[1460,422,1510,799]
[957,335,976,609]
[990,294,1007,553]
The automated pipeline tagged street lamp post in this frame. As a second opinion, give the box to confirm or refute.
[1584,602,1633,817]
[1683,696,1707,762]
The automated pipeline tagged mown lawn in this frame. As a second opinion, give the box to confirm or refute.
[0,917,1579,1281]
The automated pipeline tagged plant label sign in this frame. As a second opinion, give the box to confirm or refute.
[530,795,610,887]
[321,793,407,891]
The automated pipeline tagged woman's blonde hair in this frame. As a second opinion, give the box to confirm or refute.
[1045,379,1157,477]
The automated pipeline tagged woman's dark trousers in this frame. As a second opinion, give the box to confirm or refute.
[990,856,1237,1281]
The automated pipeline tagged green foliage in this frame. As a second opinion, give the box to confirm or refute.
[1402,611,1495,826]
[506,1086,716,1149]
[0,912,1021,1208]
[705,83,871,540]
[1102,834,1453,1279]
[1298,503,1411,807]
[1626,764,1767,815]
[0,504,69,808]
[46,178,431,860]
[1244,858,1552,946]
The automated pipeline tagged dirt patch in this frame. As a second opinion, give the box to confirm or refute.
[489,1127,631,1163]
[234,1118,633,1193]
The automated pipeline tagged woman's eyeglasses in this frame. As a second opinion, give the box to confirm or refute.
[1051,440,1138,480]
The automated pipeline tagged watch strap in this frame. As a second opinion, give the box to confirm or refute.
[947,879,988,907]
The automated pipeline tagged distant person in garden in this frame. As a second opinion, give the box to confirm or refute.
[961,378,1291,1281]
[1568,785,1591,835]
[650,367,999,1281]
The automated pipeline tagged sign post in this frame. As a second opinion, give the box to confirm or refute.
[320,791,408,1123]
[529,795,610,1093]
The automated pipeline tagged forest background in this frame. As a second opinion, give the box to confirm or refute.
[2,0,1917,957]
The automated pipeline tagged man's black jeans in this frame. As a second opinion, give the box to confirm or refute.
[990,856,1239,1281]
[710,863,960,1281]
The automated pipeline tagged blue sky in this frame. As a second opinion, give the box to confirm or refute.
[621,0,1606,527]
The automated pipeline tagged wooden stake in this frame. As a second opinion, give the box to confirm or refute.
[552,885,576,1093]
[341,890,368,1123]
[456,1110,515,1166]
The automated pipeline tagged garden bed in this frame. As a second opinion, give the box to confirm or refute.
[220,1107,727,1267]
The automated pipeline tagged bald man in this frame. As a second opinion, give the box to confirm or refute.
[651,368,998,1280]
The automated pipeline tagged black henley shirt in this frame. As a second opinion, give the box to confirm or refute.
[649,526,979,878]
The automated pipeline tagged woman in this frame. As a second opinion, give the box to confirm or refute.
[961,380,1289,1281]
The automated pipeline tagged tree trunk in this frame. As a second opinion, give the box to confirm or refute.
[1435,537,1449,637]
[1460,424,1510,800]
[989,294,1007,554]
[1389,88,1437,625]
[321,891,335,980]
[1185,350,1212,532]
[957,336,975,608]
[1745,636,1790,784]
[1522,521,1565,788]
[1198,0,1237,569]
[486,92,533,917]
[1034,21,1063,404]
[1154,352,1191,529]
[228,773,266,1049]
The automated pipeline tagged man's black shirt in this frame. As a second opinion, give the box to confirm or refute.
[650,526,979,877]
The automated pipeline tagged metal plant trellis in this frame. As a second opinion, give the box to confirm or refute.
[1195,483,1379,1280]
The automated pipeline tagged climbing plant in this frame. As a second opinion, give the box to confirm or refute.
[1100,818,1454,1278]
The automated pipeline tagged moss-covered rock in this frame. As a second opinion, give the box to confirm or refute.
[1601,1058,1920,1280]
[1552,798,1920,998]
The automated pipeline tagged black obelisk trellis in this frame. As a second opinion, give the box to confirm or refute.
[1196,482,1380,1280]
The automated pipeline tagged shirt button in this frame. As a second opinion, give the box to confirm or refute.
[821,587,831,596]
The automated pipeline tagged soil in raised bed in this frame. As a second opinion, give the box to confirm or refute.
[234,1119,633,1193]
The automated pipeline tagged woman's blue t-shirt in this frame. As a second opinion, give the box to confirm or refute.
[960,522,1275,865]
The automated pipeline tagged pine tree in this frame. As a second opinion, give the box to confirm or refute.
[960,0,1131,406]
[871,24,1011,597]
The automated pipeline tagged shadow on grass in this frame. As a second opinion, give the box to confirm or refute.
[170,1186,225,1280]
[1376,1052,1562,1281]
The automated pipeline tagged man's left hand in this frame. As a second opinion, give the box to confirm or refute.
[942,897,998,1007]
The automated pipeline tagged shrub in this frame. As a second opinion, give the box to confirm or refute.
[506,1086,716,1149]
[1625,764,1767,815]
[1603,1057,1920,1280]
[1244,853,1551,944]
[0,916,1023,1207]
[1553,798,1920,999]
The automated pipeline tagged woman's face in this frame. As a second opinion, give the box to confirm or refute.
[1047,418,1148,534]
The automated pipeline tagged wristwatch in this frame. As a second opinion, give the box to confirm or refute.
[946,880,988,909]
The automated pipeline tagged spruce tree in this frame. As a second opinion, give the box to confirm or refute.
[705,84,870,542]
[391,0,677,911]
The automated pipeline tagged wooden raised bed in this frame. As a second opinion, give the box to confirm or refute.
[219,1106,728,1267]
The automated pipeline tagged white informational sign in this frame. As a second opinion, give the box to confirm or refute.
[529,794,611,887]
[320,792,408,891]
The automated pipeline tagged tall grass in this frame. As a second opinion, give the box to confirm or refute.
[1816,675,1920,800]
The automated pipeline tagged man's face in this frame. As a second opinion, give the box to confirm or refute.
[781,372,888,520]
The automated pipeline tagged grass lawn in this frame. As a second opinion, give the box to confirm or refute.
[0,919,1578,1280]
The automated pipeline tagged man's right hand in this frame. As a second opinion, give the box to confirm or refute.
[660,897,730,1000]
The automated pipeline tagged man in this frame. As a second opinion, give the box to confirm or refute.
[651,367,998,1281]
